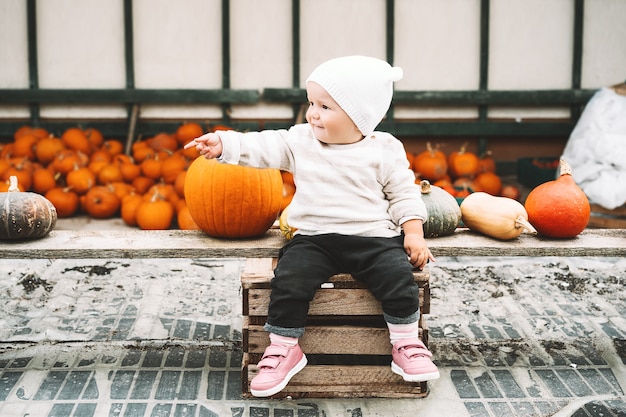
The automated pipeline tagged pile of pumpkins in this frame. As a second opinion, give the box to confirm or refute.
[0,122,295,239]
[407,141,520,200]
[0,123,240,232]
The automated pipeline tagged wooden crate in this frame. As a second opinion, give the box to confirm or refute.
[588,204,626,229]
[241,258,431,398]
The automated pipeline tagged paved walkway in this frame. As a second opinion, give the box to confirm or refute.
[0,235,624,416]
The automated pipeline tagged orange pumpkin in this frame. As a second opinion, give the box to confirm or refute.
[0,159,9,180]
[97,163,124,184]
[82,186,121,219]
[175,122,204,146]
[524,159,590,238]
[51,150,88,175]
[132,176,155,194]
[45,187,80,218]
[12,134,39,160]
[448,143,479,179]
[149,133,178,152]
[84,127,104,150]
[184,157,283,238]
[280,171,296,213]
[2,158,33,191]
[62,127,91,155]
[174,170,187,198]
[103,139,124,156]
[473,171,502,195]
[412,142,448,181]
[161,153,188,184]
[132,140,154,162]
[34,136,65,165]
[501,184,521,201]
[109,181,134,201]
[32,167,58,194]
[66,165,96,194]
[90,149,112,165]
[14,125,47,141]
[140,154,163,180]
[119,161,142,182]
[120,193,143,227]
[477,150,496,173]
[136,192,175,230]
[176,202,201,230]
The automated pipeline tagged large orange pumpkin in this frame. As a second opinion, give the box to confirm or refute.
[524,159,590,238]
[184,157,283,238]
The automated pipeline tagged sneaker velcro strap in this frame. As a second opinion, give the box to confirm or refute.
[257,345,290,369]
[402,345,432,358]
[257,357,282,369]
[262,345,290,359]
[395,340,432,358]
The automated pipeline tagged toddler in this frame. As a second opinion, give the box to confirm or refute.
[185,55,440,397]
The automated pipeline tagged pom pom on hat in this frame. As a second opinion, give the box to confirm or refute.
[306,55,403,136]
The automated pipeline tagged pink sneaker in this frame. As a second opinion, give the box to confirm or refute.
[391,339,440,382]
[250,343,307,397]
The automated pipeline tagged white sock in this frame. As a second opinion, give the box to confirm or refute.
[387,321,420,345]
[269,333,298,347]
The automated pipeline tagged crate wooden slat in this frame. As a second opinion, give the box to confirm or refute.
[246,285,428,317]
[241,258,430,316]
[241,257,431,398]
[244,321,427,357]
[242,355,428,398]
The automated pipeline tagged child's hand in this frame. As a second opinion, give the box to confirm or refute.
[404,233,435,271]
[401,219,435,270]
[184,132,223,159]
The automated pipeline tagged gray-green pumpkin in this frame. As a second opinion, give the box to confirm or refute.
[420,179,461,238]
[0,176,57,240]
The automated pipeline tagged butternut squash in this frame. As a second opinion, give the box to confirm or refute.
[460,192,536,240]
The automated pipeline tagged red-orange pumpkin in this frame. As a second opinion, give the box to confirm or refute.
[184,157,283,238]
[524,159,590,238]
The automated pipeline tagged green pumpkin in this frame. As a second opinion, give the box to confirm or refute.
[0,176,57,240]
[420,180,461,238]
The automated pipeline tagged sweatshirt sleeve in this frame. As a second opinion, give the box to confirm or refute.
[382,136,428,224]
[216,127,299,172]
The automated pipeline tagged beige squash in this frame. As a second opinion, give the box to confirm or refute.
[460,192,536,240]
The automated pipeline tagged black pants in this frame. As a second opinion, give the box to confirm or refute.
[264,233,420,338]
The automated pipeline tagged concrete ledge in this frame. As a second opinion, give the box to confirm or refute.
[0,228,624,259]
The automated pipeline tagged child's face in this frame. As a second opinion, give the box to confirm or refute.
[305,82,363,144]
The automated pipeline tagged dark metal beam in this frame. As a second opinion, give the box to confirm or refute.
[0,89,260,104]
[571,0,585,120]
[26,0,40,125]
[262,88,595,106]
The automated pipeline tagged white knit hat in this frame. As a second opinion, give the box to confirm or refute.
[306,55,403,136]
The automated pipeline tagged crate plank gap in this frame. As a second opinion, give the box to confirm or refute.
[241,258,431,399]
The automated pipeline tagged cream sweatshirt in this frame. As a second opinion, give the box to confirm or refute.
[217,123,427,238]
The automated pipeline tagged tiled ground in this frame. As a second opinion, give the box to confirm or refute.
[0,255,624,417]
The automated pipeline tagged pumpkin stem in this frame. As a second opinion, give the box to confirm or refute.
[8,176,20,192]
[426,142,438,156]
[420,179,432,194]
[559,159,572,176]
[514,215,537,235]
